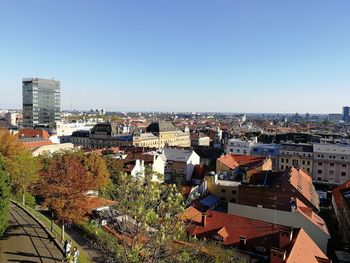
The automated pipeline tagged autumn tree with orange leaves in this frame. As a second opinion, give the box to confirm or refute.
[38,150,109,241]
[0,129,39,205]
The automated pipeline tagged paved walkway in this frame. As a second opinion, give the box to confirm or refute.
[0,203,64,263]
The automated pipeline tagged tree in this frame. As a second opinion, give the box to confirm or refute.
[0,156,11,237]
[38,150,109,241]
[108,172,186,263]
[101,157,124,199]
[0,129,39,205]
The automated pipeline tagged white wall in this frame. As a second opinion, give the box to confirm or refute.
[186,152,200,181]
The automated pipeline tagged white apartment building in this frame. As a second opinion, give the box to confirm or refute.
[313,143,350,184]
[225,138,257,155]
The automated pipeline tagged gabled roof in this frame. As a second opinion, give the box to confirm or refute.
[217,154,266,170]
[18,128,50,139]
[187,209,290,246]
[286,229,328,263]
[289,167,319,210]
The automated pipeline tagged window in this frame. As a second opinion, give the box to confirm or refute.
[341,172,346,177]
[281,165,284,170]
[292,160,298,165]
[307,161,310,165]
[221,189,226,193]
[342,164,346,168]
[230,198,237,203]
[330,163,335,167]
[232,190,237,194]
[318,162,323,166]
[286,159,289,164]
[317,170,322,174]
[302,160,305,165]
[281,158,284,163]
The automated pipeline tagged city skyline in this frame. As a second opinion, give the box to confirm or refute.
[1,1,350,113]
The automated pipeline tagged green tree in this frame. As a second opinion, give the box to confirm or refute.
[109,172,186,263]
[101,157,124,199]
[0,156,11,237]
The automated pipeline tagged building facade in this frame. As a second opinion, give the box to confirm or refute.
[313,143,350,184]
[22,78,60,127]
[278,143,313,174]
[343,106,350,122]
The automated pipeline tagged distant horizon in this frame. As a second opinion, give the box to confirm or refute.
[1,1,350,113]
[0,107,337,116]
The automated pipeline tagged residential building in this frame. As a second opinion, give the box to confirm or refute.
[71,130,90,148]
[205,155,272,202]
[225,138,255,155]
[89,123,132,148]
[251,144,280,171]
[216,154,272,182]
[5,112,21,126]
[162,148,200,184]
[182,208,328,263]
[228,198,329,253]
[313,143,350,184]
[278,143,313,174]
[190,133,210,147]
[237,167,320,213]
[22,78,60,127]
[332,180,350,247]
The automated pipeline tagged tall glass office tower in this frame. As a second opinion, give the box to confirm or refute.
[22,78,61,127]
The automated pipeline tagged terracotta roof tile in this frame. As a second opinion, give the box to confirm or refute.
[18,128,50,139]
[218,154,266,170]
[286,229,328,263]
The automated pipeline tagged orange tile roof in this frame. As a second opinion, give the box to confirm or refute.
[289,167,319,210]
[82,196,117,214]
[286,229,328,263]
[187,208,289,246]
[218,154,266,170]
[180,206,202,223]
[332,180,350,208]
[18,128,50,139]
[23,140,53,149]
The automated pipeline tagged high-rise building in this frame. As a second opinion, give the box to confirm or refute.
[343,106,350,122]
[22,78,61,127]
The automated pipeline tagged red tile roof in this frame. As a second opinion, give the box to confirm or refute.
[186,208,289,246]
[23,140,53,149]
[18,128,50,139]
[332,180,350,209]
[218,154,266,170]
[83,196,117,214]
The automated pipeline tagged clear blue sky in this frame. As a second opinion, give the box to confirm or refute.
[0,1,350,113]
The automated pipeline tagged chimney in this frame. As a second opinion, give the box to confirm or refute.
[202,213,207,227]
[270,247,286,263]
[279,229,293,248]
[239,236,247,246]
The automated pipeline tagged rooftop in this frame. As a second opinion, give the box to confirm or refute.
[217,154,267,170]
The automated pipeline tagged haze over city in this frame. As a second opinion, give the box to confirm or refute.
[1,0,350,113]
